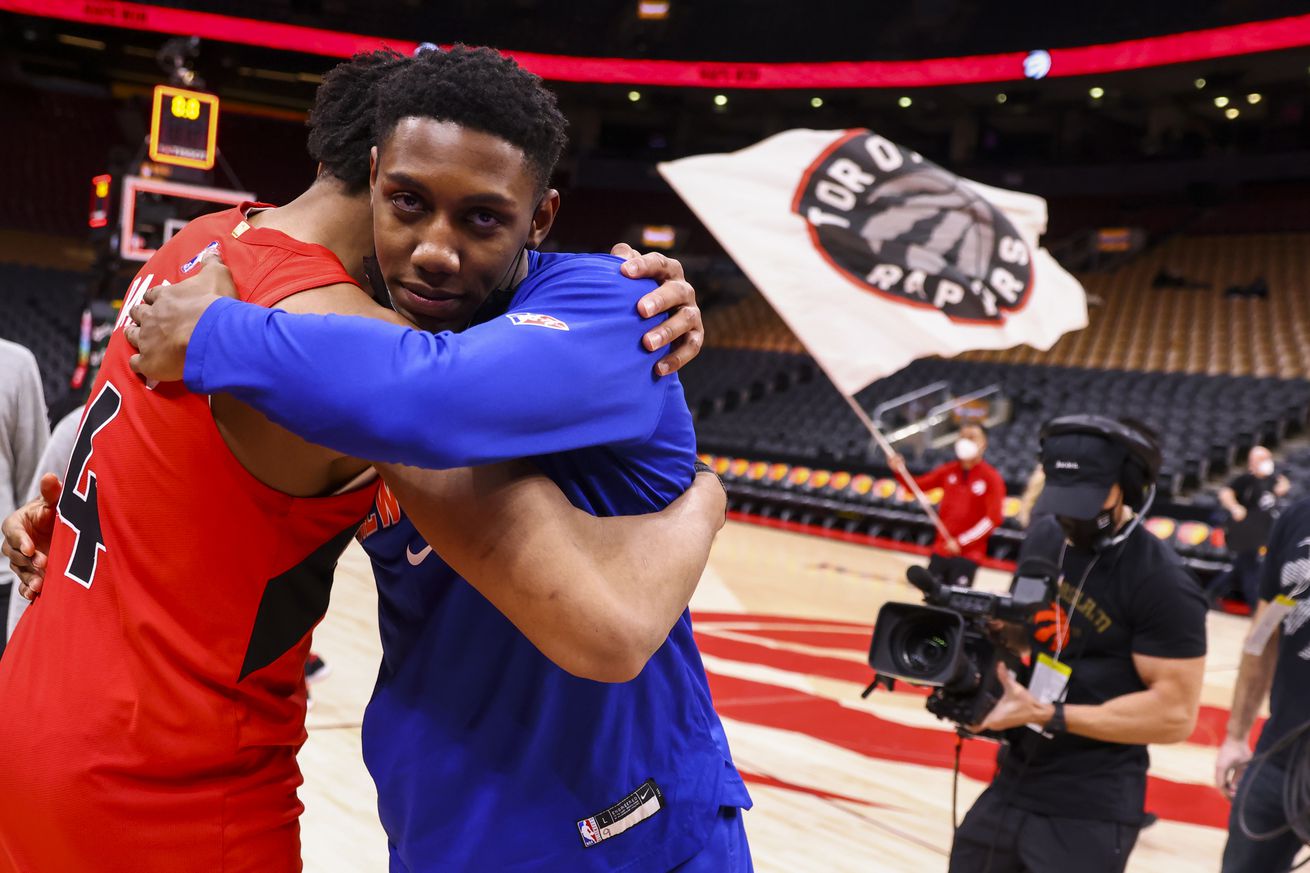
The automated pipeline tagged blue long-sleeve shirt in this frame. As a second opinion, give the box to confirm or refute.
[184,250,749,872]
[185,253,668,468]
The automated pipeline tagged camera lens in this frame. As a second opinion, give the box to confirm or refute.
[890,614,958,681]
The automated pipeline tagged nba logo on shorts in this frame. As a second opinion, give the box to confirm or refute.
[577,817,601,847]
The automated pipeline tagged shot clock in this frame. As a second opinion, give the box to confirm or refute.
[148,84,220,170]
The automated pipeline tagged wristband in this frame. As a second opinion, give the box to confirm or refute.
[1045,700,1067,734]
[693,461,728,516]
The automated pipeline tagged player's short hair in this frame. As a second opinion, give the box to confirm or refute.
[307,49,410,193]
[374,44,568,191]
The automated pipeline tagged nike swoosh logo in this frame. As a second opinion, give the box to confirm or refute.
[406,544,433,566]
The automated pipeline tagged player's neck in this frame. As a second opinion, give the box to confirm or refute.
[250,178,374,285]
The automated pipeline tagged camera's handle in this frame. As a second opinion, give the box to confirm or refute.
[861,673,897,699]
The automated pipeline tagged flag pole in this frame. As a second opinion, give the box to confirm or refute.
[834,390,953,543]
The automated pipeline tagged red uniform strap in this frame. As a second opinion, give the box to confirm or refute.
[228,216,360,310]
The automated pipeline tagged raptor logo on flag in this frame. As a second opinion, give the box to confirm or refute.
[793,131,1033,324]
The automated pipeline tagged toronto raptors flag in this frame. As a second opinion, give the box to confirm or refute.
[659,129,1088,396]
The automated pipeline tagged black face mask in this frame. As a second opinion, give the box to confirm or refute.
[1058,507,1117,552]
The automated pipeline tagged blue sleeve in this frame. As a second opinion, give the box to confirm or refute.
[184,260,669,468]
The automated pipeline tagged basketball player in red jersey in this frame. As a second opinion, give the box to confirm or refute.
[0,51,720,872]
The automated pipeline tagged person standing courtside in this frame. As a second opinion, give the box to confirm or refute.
[1214,494,1310,872]
[949,416,1207,873]
[0,339,47,660]
[888,423,1004,588]
[1208,445,1290,607]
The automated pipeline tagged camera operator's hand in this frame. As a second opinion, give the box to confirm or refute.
[969,662,1053,734]
[1215,737,1253,798]
[1230,505,1248,523]
[987,619,1032,659]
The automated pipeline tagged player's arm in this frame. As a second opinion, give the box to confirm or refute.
[1216,598,1280,795]
[380,461,725,683]
[1060,653,1205,743]
[886,453,945,491]
[172,263,682,469]
[1219,485,1245,520]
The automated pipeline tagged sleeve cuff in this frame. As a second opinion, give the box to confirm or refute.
[182,295,244,393]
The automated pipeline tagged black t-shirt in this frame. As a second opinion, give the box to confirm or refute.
[1255,498,1310,761]
[991,516,1209,824]
[1226,472,1280,553]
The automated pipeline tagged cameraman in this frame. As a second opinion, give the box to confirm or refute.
[948,417,1208,873]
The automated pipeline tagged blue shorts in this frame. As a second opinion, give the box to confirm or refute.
[670,806,752,873]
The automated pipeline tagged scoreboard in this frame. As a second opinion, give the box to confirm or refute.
[148,84,219,170]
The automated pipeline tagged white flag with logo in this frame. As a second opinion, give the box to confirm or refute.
[658,129,1087,396]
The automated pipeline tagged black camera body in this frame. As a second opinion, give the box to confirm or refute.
[866,560,1059,731]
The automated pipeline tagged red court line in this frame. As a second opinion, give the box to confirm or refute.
[724,627,875,651]
[737,769,892,809]
[693,611,872,628]
[695,629,873,685]
[696,623,1260,745]
[707,671,1232,829]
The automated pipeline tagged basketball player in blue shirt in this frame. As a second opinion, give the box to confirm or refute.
[127,47,752,872]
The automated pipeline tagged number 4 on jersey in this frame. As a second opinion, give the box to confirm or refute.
[57,382,123,588]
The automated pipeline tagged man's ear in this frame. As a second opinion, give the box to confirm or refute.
[526,189,560,250]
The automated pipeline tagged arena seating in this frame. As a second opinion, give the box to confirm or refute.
[684,353,1310,501]
[963,233,1310,378]
[0,263,86,420]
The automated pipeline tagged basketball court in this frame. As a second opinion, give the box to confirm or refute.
[300,520,1260,872]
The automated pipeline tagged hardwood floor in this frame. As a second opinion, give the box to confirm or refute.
[297,521,1295,872]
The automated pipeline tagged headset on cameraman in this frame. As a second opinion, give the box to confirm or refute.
[1038,414,1163,552]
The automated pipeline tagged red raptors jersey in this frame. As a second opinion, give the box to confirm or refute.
[0,206,377,873]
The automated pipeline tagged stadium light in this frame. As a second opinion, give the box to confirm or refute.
[1194,77,1206,89]
[1225,107,1240,119]
[637,0,669,20]
[996,92,1007,103]
[810,96,823,108]
[1247,92,1262,104]
[14,0,1310,89]
[713,93,728,107]
[1214,95,1229,107]
[897,95,912,108]
[628,90,641,102]
[1089,86,1105,98]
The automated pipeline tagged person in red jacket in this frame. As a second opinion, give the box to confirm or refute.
[888,423,1005,588]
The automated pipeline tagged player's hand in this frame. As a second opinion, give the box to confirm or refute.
[944,537,962,556]
[1230,505,1248,523]
[612,244,704,377]
[1215,737,1253,798]
[969,662,1045,734]
[126,252,237,381]
[2,474,62,601]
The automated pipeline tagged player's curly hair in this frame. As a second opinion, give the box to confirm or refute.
[306,48,410,193]
[374,44,568,190]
